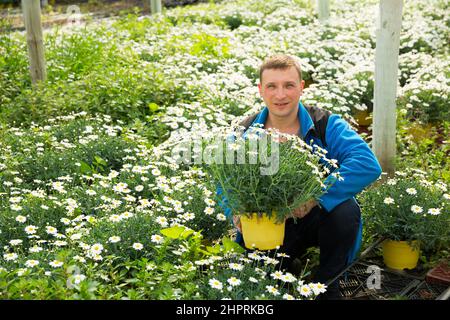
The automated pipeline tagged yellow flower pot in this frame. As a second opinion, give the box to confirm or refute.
[240,213,285,250]
[382,240,420,270]
[353,109,372,126]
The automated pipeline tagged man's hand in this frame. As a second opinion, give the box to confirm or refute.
[233,215,242,233]
[290,199,318,219]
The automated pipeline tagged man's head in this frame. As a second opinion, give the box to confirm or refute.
[258,54,305,119]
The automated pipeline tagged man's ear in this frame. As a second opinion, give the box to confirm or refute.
[258,83,262,95]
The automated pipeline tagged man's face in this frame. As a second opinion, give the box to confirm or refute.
[258,66,305,119]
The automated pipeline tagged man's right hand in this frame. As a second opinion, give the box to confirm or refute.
[233,215,242,233]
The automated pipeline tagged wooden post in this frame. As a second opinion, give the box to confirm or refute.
[317,0,330,22]
[150,0,162,15]
[22,0,46,85]
[372,0,403,176]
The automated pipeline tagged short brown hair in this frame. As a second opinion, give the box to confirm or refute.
[259,54,302,83]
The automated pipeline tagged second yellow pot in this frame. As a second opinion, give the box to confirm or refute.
[240,212,285,250]
[382,240,420,270]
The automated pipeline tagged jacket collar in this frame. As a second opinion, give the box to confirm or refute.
[251,101,315,139]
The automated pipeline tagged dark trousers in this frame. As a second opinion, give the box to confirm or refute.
[280,198,361,296]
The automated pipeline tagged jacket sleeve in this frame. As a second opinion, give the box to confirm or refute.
[318,114,382,212]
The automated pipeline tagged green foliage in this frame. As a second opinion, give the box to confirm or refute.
[202,127,336,222]
[359,171,449,252]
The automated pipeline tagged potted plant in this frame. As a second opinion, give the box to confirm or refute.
[360,169,449,270]
[201,126,338,250]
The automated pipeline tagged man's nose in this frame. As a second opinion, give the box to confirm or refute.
[274,87,286,98]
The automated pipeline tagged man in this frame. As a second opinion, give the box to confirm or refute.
[226,54,382,299]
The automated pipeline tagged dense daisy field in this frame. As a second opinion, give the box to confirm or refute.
[0,0,448,299]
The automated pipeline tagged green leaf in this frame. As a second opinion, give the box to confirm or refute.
[160,226,194,239]
[206,244,221,254]
[148,103,159,113]
[222,237,245,254]
[79,161,93,174]
[94,156,107,166]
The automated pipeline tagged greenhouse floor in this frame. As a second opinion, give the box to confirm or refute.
[328,240,450,300]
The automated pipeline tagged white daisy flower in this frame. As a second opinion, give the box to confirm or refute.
[266,285,280,296]
[90,243,104,255]
[228,263,244,271]
[25,260,39,268]
[10,239,23,246]
[46,226,57,235]
[24,225,38,235]
[298,284,312,297]
[204,207,214,215]
[270,271,283,280]
[208,278,223,290]
[3,253,18,261]
[406,188,417,195]
[216,213,226,221]
[108,236,121,243]
[427,208,441,215]
[15,215,27,223]
[151,235,164,244]
[49,260,64,268]
[411,205,423,214]
[383,197,395,205]
[227,277,241,287]
[132,242,144,250]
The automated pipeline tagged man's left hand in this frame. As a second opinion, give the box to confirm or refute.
[290,199,318,219]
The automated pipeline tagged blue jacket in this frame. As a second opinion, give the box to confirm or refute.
[218,102,382,263]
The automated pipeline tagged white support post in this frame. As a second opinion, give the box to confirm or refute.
[372,0,403,175]
[317,0,330,22]
[22,0,47,85]
[150,0,162,15]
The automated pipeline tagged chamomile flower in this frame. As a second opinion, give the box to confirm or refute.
[266,285,280,296]
[216,213,226,221]
[383,197,395,205]
[29,246,43,253]
[411,205,423,214]
[72,274,86,284]
[45,226,57,235]
[310,282,327,295]
[11,204,23,211]
[90,243,104,255]
[108,236,121,243]
[10,239,23,246]
[3,253,18,261]
[132,242,144,250]
[204,198,215,206]
[49,260,64,268]
[25,260,39,268]
[155,216,168,227]
[15,215,27,223]
[227,277,241,287]
[249,277,259,283]
[283,293,295,300]
[204,207,215,215]
[228,263,244,271]
[151,168,161,176]
[208,278,223,290]
[406,188,417,195]
[109,214,122,223]
[24,225,38,235]
[428,208,441,215]
[151,235,164,244]
[298,284,312,297]
[270,271,283,280]
[281,273,297,283]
